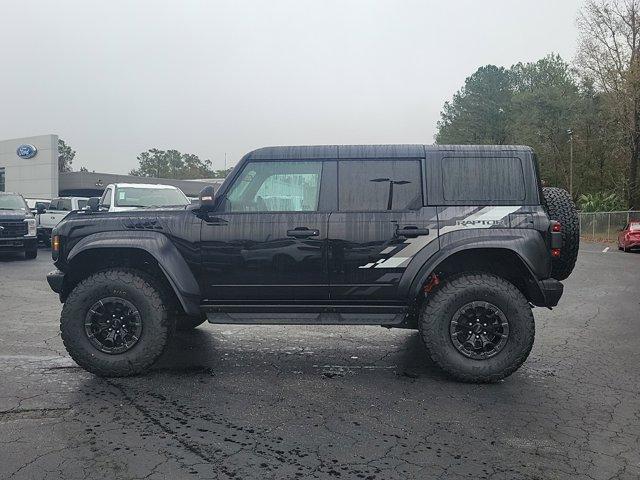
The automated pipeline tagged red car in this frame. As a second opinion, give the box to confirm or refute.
[618,221,640,252]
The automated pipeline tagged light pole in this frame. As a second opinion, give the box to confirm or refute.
[567,129,574,195]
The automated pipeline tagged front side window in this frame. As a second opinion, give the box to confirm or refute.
[338,160,422,211]
[114,187,190,208]
[224,161,322,212]
[77,199,88,210]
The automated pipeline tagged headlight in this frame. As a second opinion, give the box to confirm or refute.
[24,218,36,237]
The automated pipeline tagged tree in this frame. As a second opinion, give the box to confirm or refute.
[575,0,640,208]
[130,149,215,179]
[509,55,583,190]
[58,139,75,172]
[436,65,513,145]
[434,54,628,199]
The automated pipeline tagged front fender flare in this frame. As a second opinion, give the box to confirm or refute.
[67,231,201,315]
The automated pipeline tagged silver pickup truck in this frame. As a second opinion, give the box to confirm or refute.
[37,197,88,245]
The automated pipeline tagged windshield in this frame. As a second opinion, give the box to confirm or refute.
[0,194,28,211]
[114,187,189,208]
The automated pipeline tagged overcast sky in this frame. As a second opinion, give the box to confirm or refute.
[0,0,583,174]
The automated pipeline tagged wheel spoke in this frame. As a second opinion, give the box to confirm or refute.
[450,301,509,360]
[84,297,142,354]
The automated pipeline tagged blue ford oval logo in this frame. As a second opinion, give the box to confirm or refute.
[16,144,38,159]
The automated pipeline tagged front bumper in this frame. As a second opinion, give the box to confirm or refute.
[47,269,65,294]
[0,236,37,252]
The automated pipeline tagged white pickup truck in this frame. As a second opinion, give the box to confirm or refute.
[97,183,190,212]
[37,197,88,245]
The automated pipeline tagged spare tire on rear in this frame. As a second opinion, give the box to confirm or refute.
[543,187,580,280]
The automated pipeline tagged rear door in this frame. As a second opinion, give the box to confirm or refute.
[328,158,439,301]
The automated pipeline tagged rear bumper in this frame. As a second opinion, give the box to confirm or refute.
[533,278,563,308]
[47,269,65,294]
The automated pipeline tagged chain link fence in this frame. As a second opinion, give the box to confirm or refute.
[579,211,640,243]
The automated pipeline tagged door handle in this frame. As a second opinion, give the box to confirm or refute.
[396,226,430,238]
[287,227,319,238]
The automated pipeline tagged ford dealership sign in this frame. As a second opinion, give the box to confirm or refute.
[16,144,38,159]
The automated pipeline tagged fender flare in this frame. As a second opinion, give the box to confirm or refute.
[67,231,201,315]
[401,229,550,305]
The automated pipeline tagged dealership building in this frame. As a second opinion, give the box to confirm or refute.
[0,134,222,199]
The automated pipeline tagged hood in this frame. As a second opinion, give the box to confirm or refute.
[0,209,33,222]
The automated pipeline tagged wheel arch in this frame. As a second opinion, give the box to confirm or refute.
[407,246,546,307]
[64,232,201,315]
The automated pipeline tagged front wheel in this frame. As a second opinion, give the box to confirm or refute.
[419,273,535,383]
[24,248,37,260]
[60,269,172,377]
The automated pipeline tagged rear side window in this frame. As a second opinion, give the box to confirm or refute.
[442,157,525,202]
[338,160,422,211]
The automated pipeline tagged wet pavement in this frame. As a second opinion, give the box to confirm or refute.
[0,242,639,479]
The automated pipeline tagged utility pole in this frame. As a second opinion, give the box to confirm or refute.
[567,129,574,196]
[224,152,227,172]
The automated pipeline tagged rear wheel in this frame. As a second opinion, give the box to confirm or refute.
[60,269,172,377]
[543,187,580,280]
[418,273,535,383]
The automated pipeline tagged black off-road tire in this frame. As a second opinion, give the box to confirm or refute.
[418,273,535,383]
[24,248,38,260]
[543,187,579,280]
[60,269,172,377]
[175,313,207,331]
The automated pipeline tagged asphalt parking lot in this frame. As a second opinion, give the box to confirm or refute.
[0,243,639,480]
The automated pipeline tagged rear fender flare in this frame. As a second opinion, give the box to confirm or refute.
[67,231,201,315]
[401,229,549,303]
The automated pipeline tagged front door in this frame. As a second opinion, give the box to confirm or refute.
[200,160,331,302]
[328,159,439,301]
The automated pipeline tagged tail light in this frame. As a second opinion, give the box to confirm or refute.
[550,221,562,258]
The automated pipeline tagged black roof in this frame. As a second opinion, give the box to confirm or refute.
[244,144,533,160]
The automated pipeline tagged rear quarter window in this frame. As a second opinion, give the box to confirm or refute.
[442,157,525,202]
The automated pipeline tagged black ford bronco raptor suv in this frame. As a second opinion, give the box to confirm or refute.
[47,145,579,382]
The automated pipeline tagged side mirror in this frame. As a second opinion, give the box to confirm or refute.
[36,203,46,214]
[199,186,216,211]
[87,197,101,212]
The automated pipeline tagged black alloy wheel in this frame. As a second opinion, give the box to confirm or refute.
[84,297,143,354]
[449,301,509,360]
